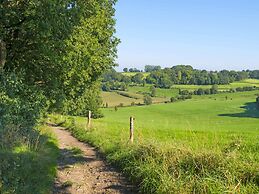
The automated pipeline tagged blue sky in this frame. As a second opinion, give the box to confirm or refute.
[115,0,259,71]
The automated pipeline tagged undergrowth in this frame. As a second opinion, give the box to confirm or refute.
[50,114,259,194]
[0,125,59,194]
[0,74,59,193]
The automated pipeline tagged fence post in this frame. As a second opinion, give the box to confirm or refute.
[87,110,92,129]
[130,116,134,143]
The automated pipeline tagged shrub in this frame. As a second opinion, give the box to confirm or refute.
[170,97,177,102]
[144,95,152,105]
[116,91,140,99]
[0,73,47,150]
[179,89,190,95]
[150,86,156,97]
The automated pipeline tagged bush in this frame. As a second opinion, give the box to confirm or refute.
[116,91,140,99]
[0,73,47,150]
[144,95,152,105]
[0,73,59,193]
[179,89,190,95]
[170,97,177,102]
[62,84,103,118]
[178,95,192,101]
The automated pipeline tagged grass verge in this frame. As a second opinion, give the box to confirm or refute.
[0,125,59,194]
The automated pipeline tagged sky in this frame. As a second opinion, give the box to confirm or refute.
[114,0,259,71]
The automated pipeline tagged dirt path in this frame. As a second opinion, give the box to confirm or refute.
[51,126,136,194]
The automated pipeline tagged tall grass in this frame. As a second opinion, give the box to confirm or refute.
[50,110,259,193]
[0,125,59,193]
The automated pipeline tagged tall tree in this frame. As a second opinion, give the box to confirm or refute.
[1,0,119,115]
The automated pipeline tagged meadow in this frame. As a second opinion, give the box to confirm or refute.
[101,79,259,107]
[174,79,259,91]
[101,91,168,107]
[51,90,259,193]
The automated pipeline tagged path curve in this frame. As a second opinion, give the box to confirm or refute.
[51,126,136,194]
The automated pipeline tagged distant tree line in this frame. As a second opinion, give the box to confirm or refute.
[102,69,145,91]
[145,65,257,88]
[123,65,162,73]
[102,65,259,92]
[123,67,142,72]
[179,85,258,96]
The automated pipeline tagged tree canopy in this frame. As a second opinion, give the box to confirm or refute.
[1,0,119,115]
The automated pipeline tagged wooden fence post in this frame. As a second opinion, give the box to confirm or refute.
[130,116,134,143]
[87,110,92,129]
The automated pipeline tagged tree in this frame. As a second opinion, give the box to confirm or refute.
[145,65,161,72]
[150,86,156,97]
[1,0,119,115]
[210,85,218,94]
[144,95,152,105]
[131,73,144,84]
[102,82,111,91]
[129,68,141,72]
[196,88,205,95]
[123,68,128,72]
[177,71,182,83]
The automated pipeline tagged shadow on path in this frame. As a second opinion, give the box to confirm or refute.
[52,126,136,194]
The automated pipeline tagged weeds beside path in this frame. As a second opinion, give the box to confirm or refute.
[51,125,136,194]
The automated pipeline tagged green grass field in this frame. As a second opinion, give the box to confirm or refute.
[121,72,150,78]
[174,79,259,91]
[101,91,168,107]
[128,85,179,98]
[101,79,259,108]
[51,90,259,193]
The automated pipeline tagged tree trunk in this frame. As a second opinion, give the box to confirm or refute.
[0,40,6,70]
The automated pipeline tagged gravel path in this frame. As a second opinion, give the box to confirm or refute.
[51,126,136,194]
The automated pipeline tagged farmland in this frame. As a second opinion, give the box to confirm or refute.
[51,90,259,193]
[101,79,259,106]
[174,79,259,91]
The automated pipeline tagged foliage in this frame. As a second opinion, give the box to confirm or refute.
[131,73,144,84]
[0,126,59,194]
[1,0,119,114]
[102,81,127,91]
[116,91,140,99]
[0,73,47,150]
[249,70,259,79]
[145,65,254,88]
[150,86,156,97]
[145,65,161,72]
[143,95,152,105]
[129,68,141,72]
[63,83,103,118]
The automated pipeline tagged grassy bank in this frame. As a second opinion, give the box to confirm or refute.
[0,125,59,194]
[50,91,259,193]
